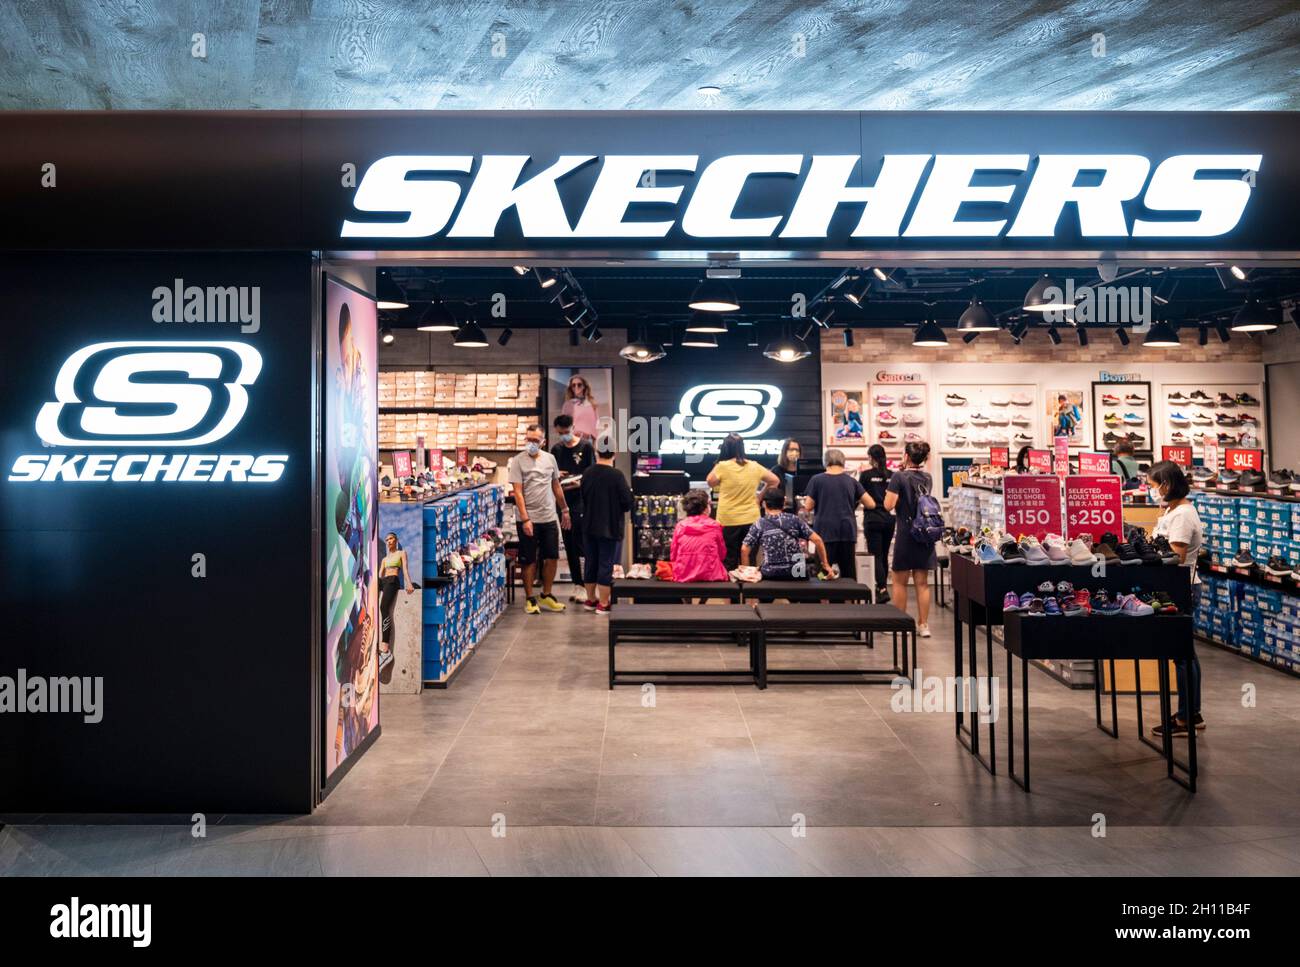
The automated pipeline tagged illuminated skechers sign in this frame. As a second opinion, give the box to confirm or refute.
[661,384,784,457]
[7,341,287,483]
[342,153,1261,240]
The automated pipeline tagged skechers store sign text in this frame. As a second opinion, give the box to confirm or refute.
[661,384,785,457]
[7,341,288,483]
[342,152,1261,241]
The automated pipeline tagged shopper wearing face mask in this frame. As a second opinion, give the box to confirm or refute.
[1148,461,1206,738]
[507,424,571,615]
[553,413,596,601]
[772,438,801,510]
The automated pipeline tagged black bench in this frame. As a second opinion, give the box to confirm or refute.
[738,579,873,604]
[608,604,765,688]
[754,603,915,684]
[610,579,741,604]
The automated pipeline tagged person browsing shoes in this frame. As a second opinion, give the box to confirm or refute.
[508,424,571,614]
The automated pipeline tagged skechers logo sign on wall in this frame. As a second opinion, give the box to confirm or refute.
[661,384,784,457]
[342,153,1261,240]
[7,341,288,483]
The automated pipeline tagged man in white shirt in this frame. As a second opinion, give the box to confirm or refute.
[508,424,571,614]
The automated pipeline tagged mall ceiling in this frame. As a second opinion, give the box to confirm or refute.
[384,264,1300,337]
[4,0,1299,110]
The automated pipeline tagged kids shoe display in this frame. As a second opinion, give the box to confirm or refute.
[877,410,899,425]
[1026,596,1046,616]
[1060,593,1082,616]
[904,432,924,444]
[1103,412,1123,427]
[1169,431,1191,446]
[902,393,924,406]
[1120,594,1155,616]
[902,412,924,426]
[1043,596,1063,616]
[946,433,968,448]
[1129,534,1162,565]
[1011,413,1032,427]
[1068,538,1099,565]
[969,412,991,425]
[1150,535,1180,564]
[1151,591,1179,615]
[874,393,897,405]
[1036,580,1056,596]
[1237,412,1258,425]
[990,393,1010,406]
[1191,411,1213,425]
[1115,539,1142,566]
[1124,392,1146,405]
[1042,534,1069,563]
[1000,539,1027,564]
[1002,591,1023,611]
[1214,412,1240,426]
[975,540,1005,565]
[1093,589,1122,615]
[1020,537,1050,565]
[878,430,899,443]
[1216,392,1236,407]
[1074,588,1092,615]
[1012,433,1034,447]
[947,415,968,427]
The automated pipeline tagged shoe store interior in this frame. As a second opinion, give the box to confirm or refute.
[312,256,1300,872]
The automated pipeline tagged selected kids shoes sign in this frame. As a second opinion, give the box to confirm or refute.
[1003,475,1062,537]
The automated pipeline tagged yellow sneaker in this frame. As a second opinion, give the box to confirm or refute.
[524,597,540,615]
[538,594,566,612]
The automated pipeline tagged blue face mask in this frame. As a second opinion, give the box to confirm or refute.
[526,442,541,456]
[558,433,574,445]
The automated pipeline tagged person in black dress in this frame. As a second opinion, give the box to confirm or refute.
[858,444,894,601]
[553,413,596,601]
[885,441,937,638]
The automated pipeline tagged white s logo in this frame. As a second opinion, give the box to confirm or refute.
[669,384,783,438]
[35,341,263,446]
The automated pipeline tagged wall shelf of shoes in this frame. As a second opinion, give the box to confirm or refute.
[1157,384,1266,461]
[378,370,543,453]
[869,383,929,456]
[422,485,508,687]
[632,494,681,563]
[939,384,1038,457]
[1093,383,1153,457]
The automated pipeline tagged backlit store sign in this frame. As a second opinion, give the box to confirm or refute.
[6,341,288,483]
[661,384,784,457]
[342,153,1262,241]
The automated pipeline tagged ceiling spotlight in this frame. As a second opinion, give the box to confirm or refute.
[843,329,854,348]
[563,305,590,327]
[957,298,999,333]
[685,311,729,333]
[798,320,817,342]
[913,320,949,348]
[1143,320,1181,348]
[746,325,760,348]
[688,278,740,312]
[1097,257,1120,283]
[1077,327,1089,347]
[1047,326,1062,346]
[681,332,719,348]
[453,321,490,348]
[1197,326,1208,347]
[1213,267,1243,289]
[416,300,459,332]
[376,271,408,310]
[763,328,811,363]
[511,265,529,276]
[1230,264,1248,281]
[811,306,836,328]
[1009,320,1029,343]
[497,327,513,346]
[1023,274,1072,312]
[1215,323,1231,343]
[1152,275,1178,306]
[534,267,559,289]
[962,332,980,344]
[1116,326,1130,346]
[1231,297,1279,332]
[584,325,603,343]
[380,327,395,345]
[553,287,579,311]
[620,328,666,363]
[871,266,889,282]
[843,278,872,306]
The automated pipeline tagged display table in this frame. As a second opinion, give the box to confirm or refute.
[949,552,1193,776]
[755,603,915,685]
[1002,613,1197,792]
[610,579,741,603]
[738,579,873,603]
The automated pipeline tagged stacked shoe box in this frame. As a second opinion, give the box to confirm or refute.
[1249,499,1300,566]
[1194,575,1238,648]
[1193,493,1241,565]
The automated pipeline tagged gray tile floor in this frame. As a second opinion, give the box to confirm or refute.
[5,587,1300,875]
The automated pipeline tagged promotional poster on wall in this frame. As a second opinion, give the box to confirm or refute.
[828,389,866,446]
[324,277,380,780]
[1046,389,1087,447]
[547,367,613,443]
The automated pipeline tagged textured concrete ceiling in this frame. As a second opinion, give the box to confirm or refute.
[3,0,1299,111]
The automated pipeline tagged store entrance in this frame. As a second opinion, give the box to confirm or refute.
[316,255,1300,824]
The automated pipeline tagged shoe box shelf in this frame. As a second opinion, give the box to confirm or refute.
[1195,489,1300,572]
[421,485,507,687]
[1195,575,1300,677]
[378,369,543,454]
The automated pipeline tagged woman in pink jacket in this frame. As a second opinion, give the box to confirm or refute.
[670,488,729,582]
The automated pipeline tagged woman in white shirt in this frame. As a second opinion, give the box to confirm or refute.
[1149,461,1205,738]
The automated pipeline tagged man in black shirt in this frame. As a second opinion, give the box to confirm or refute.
[579,440,633,614]
[553,414,596,600]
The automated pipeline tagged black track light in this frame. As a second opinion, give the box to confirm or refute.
[511,265,529,276]
[843,278,872,306]
[1198,326,1208,347]
[534,267,559,289]
[584,324,602,343]
[1047,326,1062,346]
[962,332,980,344]
[563,305,590,327]
[1215,323,1231,343]
[553,287,579,311]
[798,320,817,342]
[1230,264,1248,281]
[497,327,513,346]
[747,325,759,348]
[1077,327,1088,347]
[843,328,854,348]
[380,327,395,345]
[1116,327,1130,346]
[569,327,579,347]
[811,306,836,328]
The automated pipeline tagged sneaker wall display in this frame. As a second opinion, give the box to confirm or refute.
[1091,380,1152,457]
[938,384,1038,456]
[870,380,930,455]
[1157,383,1267,462]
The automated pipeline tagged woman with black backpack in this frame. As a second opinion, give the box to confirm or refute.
[884,441,938,638]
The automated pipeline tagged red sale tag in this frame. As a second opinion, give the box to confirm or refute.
[393,450,413,477]
[429,448,443,467]
[1003,475,1063,539]
[1027,449,1052,474]
[1064,475,1123,544]
[1162,445,1191,467]
[456,446,469,467]
[1078,452,1111,475]
[1054,436,1070,479]
[989,446,1009,469]
[1225,448,1262,471]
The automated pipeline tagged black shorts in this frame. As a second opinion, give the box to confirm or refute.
[518,519,560,566]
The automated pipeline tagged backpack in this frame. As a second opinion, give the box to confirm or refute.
[906,473,945,545]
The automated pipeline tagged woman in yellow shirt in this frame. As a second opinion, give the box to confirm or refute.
[707,434,780,570]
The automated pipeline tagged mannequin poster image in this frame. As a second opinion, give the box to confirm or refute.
[324,278,380,779]
[829,389,865,445]
[1046,389,1086,446]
